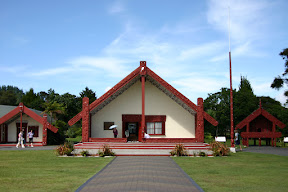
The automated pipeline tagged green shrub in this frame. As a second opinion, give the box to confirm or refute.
[198,151,207,157]
[56,142,74,156]
[210,141,230,156]
[170,144,188,156]
[80,150,89,157]
[98,144,115,157]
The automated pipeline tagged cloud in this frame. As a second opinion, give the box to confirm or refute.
[108,1,125,14]
[172,75,226,93]
[29,66,74,76]
[207,0,270,43]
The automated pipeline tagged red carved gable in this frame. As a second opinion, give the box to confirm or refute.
[68,61,218,127]
[236,107,285,130]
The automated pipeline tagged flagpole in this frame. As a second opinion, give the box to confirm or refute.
[228,5,235,149]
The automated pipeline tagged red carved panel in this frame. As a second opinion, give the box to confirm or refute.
[241,132,282,138]
[144,138,197,143]
[68,112,82,126]
[236,107,285,130]
[82,97,90,142]
[89,138,127,142]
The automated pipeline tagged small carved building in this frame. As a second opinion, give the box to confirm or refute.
[235,102,285,146]
[0,103,58,145]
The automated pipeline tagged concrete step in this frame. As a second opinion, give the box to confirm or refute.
[73,142,213,156]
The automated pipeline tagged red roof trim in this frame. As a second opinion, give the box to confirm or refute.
[146,67,198,111]
[68,62,218,126]
[236,107,285,129]
[89,66,142,111]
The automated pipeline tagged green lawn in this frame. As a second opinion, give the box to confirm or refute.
[173,152,288,192]
[0,150,113,192]
[1,150,287,192]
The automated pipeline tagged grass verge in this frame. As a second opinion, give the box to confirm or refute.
[173,152,288,192]
[0,150,113,192]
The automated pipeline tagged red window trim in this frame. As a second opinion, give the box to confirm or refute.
[146,121,166,135]
[122,114,166,137]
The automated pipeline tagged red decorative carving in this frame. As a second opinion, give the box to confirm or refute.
[196,98,204,142]
[42,114,48,145]
[241,132,282,138]
[68,112,82,126]
[89,138,127,142]
[82,97,90,142]
[68,61,219,143]
[236,107,285,130]
[144,138,197,143]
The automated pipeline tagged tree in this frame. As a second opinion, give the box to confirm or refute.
[234,76,258,125]
[271,48,288,103]
[42,101,66,124]
[0,85,24,105]
[21,88,45,110]
[204,88,235,136]
[79,87,97,104]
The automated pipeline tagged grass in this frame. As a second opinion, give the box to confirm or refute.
[0,150,113,192]
[173,152,288,192]
[65,136,82,143]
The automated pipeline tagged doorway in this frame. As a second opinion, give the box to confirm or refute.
[0,124,8,143]
[125,122,139,141]
[16,122,28,143]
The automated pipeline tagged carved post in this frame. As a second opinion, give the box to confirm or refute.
[196,98,204,143]
[42,114,48,146]
[140,61,147,142]
[82,97,90,142]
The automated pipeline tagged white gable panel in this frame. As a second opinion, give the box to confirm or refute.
[145,81,195,138]
[91,81,142,138]
[91,80,195,138]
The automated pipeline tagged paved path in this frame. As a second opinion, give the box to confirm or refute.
[76,156,203,192]
[242,146,288,156]
[0,145,57,151]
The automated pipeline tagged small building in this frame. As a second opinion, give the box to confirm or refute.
[0,103,58,145]
[235,101,285,146]
[69,61,218,143]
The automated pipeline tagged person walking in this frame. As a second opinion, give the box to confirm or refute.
[235,130,242,151]
[27,130,34,147]
[113,128,118,138]
[16,131,25,148]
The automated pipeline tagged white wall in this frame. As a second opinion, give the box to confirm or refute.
[7,114,43,142]
[91,80,195,138]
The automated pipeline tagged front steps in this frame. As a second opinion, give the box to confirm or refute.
[73,142,213,156]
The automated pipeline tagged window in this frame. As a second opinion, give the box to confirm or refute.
[28,126,39,137]
[147,122,164,135]
[104,122,114,130]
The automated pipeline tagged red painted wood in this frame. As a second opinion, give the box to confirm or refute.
[140,74,145,142]
[241,132,282,138]
[82,97,90,142]
[89,138,127,142]
[144,138,197,143]
[68,61,219,142]
[236,107,285,130]
[229,52,235,147]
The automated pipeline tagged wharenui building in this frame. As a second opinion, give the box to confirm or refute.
[0,103,58,145]
[69,61,218,143]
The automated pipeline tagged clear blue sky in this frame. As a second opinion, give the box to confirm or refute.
[1,0,287,104]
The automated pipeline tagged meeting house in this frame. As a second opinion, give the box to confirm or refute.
[68,61,218,143]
